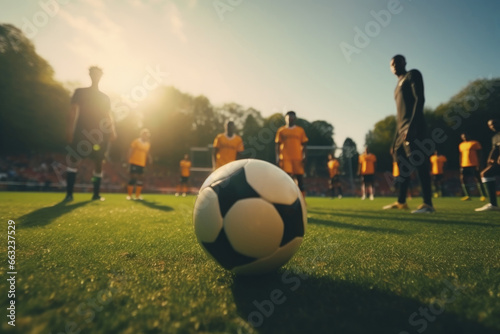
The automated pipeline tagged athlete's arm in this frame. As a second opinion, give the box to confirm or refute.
[66,103,79,143]
[407,70,425,141]
[302,142,307,164]
[275,143,280,165]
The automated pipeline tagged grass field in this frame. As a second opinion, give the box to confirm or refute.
[1,192,500,334]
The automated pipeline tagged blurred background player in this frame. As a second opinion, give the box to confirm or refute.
[127,129,152,200]
[327,153,342,199]
[430,150,447,197]
[176,153,191,197]
[212,121,244,170]
[64,66,116,202]
[476,119,500,211]
[275,111,308,198]
[358,147,376,200]
[459,132,486,201]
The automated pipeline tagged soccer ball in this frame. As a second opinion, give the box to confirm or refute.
[193,159,307,275]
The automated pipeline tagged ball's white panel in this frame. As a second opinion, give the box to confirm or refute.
[244,159,299,205]
[193,187,223,243]
[224,198,283,258]
[232,237,303,275]
[199,159,249,192]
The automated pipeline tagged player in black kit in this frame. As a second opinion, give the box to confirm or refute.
[63,66,117,202]
[475,119,500,211]
[383,55,434,213]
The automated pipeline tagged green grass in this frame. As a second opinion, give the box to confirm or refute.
[1,192,500,334]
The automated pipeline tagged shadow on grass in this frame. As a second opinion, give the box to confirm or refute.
[232,272,498,334]
[309,217,409,235]
[135,199,174,212]
[308,209,500,228]
[17,200,91,228]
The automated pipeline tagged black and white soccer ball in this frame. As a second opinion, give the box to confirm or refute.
[193,159,307,275]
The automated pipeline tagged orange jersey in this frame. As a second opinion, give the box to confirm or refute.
[213,134,244,168]
[430,154,447,175]
[393,161,399,177]
[459,140,481,167]
[328,159,340,178]
[129,138,151,167]
[358,153,376,175]
[180,159,191,177]
[275,126,308,161]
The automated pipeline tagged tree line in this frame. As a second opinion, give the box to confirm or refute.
[2,23,499,178]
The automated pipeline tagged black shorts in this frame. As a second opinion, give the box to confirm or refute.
[362,174,374,184]
[482,164,500,178]
[460,166,479,177]
[180,176,189,184]
[69,134,108,162]
[330,175,340,185]
[431,174,444,182]
[130,164,144,174]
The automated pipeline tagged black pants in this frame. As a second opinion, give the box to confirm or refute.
[394,144,433,206]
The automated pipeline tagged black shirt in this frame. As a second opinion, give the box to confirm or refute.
[488,132,500,162]
[71,87,111,134]
[393,69,426,150]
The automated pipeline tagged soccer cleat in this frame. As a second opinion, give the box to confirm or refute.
[361,195,366,200]
[126,196,132,200]
[383,202,409,210]
[461,196,471,201]
[175,193,180,197]
[135,196,144,201]
[338,195,342,199]
[369,194,374,200]
[92,195,105,201]
[475,203,500,212]
[411,204,435,214]
[62,195,73,203]
[182,193,186,197]
[480,196,486,202]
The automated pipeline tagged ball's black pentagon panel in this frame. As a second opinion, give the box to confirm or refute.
[210,167,260,217]
[202,229,257,270]
[274,198,305,246]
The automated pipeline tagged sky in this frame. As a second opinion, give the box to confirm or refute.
[1,0,500,151]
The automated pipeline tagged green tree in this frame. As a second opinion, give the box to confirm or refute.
[365,115,396,172]
[0,24,70,153]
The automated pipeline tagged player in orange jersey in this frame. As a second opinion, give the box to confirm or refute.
[176,154,191,197]
[275,111,308,198]
[430,150,447,197]
[212,121,244,170]
[459,133,486,201]
[327,153,342,199]
[126,129,152,200]
[358,147,377,200]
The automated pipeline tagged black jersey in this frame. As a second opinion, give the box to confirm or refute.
[71,87,111,134]
[393,69,426,150]
[488,132,500,162]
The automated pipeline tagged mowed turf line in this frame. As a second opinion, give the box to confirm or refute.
[0,192,499,334]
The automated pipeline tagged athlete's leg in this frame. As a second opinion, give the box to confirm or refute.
[481,165,498,207]
[415,157,433,207]
[473,169,486,198]
[91,157,104,200]
[460,169,470,197]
